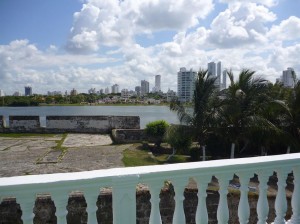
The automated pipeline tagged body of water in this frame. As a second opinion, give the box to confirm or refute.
[0,105,179,128]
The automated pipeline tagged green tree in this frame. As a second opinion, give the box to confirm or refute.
[217,69,284,157]
[145,120,169,148]
[170,69,218,157]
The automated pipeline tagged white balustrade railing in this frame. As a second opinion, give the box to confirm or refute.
[1,153,300,224]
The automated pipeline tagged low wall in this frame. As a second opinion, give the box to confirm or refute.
[0,116,3,128]
[0,116,140,134]
[112,129,147,143]
[9,116,41,132]
[46,116,140,134]
[0,188,290,224]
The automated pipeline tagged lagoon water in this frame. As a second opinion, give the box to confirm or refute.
[0,105,179,128]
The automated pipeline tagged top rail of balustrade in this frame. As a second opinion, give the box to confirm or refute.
[1,153,300,196]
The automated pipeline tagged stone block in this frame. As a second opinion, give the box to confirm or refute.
[9,116,40,131]
[111,129,146,143]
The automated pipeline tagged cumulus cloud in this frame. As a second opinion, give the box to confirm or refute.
[268,16,300,41]
[208,2,276,47]
[219,0,278,7]
[66,0,214,53]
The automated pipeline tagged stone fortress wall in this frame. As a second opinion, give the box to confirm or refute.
[0,115,140,134]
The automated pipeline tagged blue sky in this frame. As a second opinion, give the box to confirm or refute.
[0,0,300,94]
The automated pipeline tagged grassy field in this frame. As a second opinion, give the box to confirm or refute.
[122,144,189,167]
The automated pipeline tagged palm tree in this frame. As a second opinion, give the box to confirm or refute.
[170,69,218,158]
[217,69,284,157]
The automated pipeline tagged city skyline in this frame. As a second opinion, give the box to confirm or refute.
[0,0,300,95]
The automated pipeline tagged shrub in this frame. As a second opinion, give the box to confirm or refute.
[165,125,192,155]
[145,120,169,148]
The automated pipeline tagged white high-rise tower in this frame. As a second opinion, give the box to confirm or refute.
[154,75,161,92]
[177,67,197,102]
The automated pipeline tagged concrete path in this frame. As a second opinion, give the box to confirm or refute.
[0,134,131,177]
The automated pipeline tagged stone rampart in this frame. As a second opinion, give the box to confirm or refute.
[0,116,4,129]
[9,116,41,132]
[0,115,140,134]
[112,129,147,143]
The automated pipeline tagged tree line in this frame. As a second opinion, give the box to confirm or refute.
[170,69,300,158]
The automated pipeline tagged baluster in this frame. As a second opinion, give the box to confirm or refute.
[148,180,163,224]
[236,172,252,224]
[194,176,211,224]
[84,187,100,224]
[112,175,138,224]
[51,190,69,224]
[288,166,300,223]
[216,174,232,223]
[15,192,36,224]
[257,171,271,224]
[171,177,188,224]
[274,168,290,224]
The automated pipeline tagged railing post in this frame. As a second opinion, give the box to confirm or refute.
[236,172,252,224]
[257,170,271,224]
[288,166,300,224]
[194,176,211,224]
[147,180,163,224]
[51,190,69,224]
[84,186,100,224]
[274,168,290,224]
[216,173,232,223]
[15,192,36,224]
[112,175,139,224]
[171,177,188,224]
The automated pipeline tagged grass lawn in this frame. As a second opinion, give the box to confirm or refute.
[0,133,57,138]
[122,144,189,167]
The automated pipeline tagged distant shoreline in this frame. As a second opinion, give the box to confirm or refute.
[0,103,171,107]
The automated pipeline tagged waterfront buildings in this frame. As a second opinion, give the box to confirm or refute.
[280,67,296,88]
[135,86,141,96]
[177,67,197,102]
[70,88,77,96]
[105,87,110,94]
[111,84,119,94]
[141,80,149,96]
[153,75,161,92]
[207,61,228,90]
[24,86,32,96]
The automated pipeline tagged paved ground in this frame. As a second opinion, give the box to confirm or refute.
[0,134,131,177]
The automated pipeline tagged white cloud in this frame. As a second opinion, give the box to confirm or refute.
[208,2,276,47]
[66,0,214,53]
[219,0,278,7]
[268,16,300,41]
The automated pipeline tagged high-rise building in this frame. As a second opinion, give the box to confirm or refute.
[141,80,149,95]
[13,91,22,96]
[282,67,296,88]
[207,62,216,77]
[24,86,32,96]
[208,61,223,90]
[135,86,141,96]
[105,87,110,94]
[177,67,197,102]
[88,88,96,94]
[70,88,77,96]
[111,84,119,94]
[216,62,222,89]
[222,69,227,90]
[154,75,161,92]
[0,89,5,97]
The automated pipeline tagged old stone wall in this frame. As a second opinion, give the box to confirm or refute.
[0,116,140,134]
[0,188,291,224]
[112,129,147,143]
[9,116,41,132]
[0,115,3,129]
